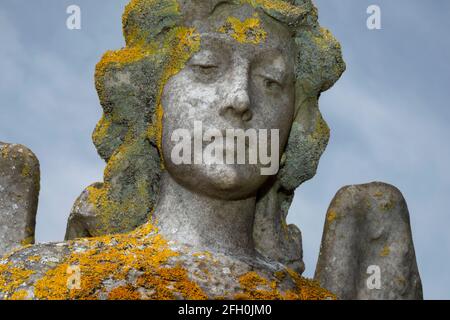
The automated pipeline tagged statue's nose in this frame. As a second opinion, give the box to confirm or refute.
[219,66,253,122]
[232,89,251,115]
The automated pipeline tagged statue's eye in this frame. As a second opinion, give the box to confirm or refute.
[263,78,282,90]
[192,64,219,75]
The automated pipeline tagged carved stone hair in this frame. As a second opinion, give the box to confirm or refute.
[66,0,345,273]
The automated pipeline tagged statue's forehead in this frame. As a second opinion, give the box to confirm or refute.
[188,3,294,60]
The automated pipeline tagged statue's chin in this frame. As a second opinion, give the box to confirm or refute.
[169,163,266,201]
[205,164,262,198]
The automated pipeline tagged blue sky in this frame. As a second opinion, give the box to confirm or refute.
[0,0,449,299]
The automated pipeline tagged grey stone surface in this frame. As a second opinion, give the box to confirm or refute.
[315,182,423,300]
[65,182,103,239]
[0,142,39,256]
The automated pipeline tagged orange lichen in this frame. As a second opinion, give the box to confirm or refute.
[235,270,335,300]
[136,265,207,300]
[0,262,35,297]
[108,285,141,300]
[31,222,208,300]
[235,271,282,300]
[285,269,336,300]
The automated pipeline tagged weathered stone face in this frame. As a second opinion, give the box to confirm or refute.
[315,182,423,300]
[162,4,296,200]
[0,142,39,256]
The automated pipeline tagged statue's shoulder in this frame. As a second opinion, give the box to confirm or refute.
[1,223,335,300]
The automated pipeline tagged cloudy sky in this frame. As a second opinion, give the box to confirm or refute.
[0,0,448,299]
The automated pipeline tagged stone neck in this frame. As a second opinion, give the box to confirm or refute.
[153,172,257,257]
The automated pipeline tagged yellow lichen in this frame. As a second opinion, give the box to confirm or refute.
[274,270,286,281]
[1,145,9,159]
[122,0,179,46]
[218,14,267,44]
[285,269,336,300]
[0,262,35,297]
[235,271,279,300]
[373,191,383,198]
[21,163,31,178]
[108,285,141,300]
[311,111,331,140]
[380,245,390,257]
[92,114,112,146]
[96,46,149,78]
[235,269,335,300]
[32,222,207,300]
[94,40,157,104]
[379,199,395,211]
[9,289,29,300]
[147,26,201,167]
[241,0,306,16]
[326,209,337,223]
[192,251,212,260]
[20,236,34,246]
[27,256,41,262]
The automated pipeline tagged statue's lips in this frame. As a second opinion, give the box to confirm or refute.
[200,128,252,150]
